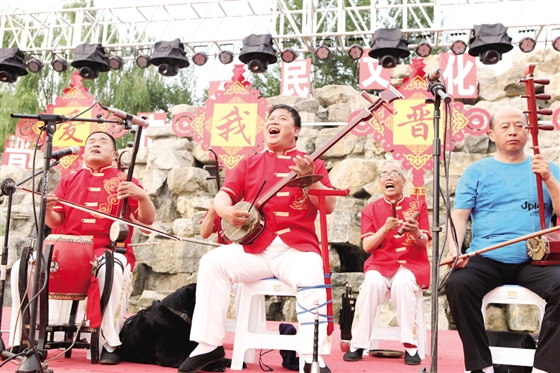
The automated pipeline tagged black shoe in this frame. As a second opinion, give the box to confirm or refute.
[404,350,421,365]
[343,348,364,362]
[303,362,331,373]
[178,346,226,373]
[99,347,120,365]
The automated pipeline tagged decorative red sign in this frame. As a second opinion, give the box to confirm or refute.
[439,52,478,99]
[281,59,311,98]
[359,51,392,90]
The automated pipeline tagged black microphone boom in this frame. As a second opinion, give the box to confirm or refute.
[102,106,150,128]
[51,146,81,160]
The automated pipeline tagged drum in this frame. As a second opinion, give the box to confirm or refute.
[45,234,96,300]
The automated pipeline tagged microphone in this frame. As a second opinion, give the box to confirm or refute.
[51,146,81,160]
[427,68,442,82]
[102,106,150,128]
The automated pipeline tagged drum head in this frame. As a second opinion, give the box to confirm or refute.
[368,349,405,358]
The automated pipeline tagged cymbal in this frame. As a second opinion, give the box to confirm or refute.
[368,349,405,358]
[286,174,323,188]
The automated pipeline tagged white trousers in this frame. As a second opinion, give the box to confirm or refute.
[9,253,132,354]
[351,267,421,349]
[190,236,329,356]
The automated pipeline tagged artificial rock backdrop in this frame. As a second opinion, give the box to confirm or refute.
[2,49,559,335]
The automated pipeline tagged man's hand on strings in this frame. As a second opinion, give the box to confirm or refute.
[289,155,314,178]
[222,205,251,228]
[117,181,149,201]
[532,154,551,181]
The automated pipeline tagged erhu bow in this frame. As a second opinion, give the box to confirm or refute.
[221,86,404,244]
[518,63,560,265]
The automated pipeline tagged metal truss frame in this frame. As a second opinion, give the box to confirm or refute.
[1,0,558,63]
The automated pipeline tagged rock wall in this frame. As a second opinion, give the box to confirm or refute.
[1,49,559,333]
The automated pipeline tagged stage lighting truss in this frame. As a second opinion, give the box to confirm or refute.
[415,41,432,58]
[315,45,331,61]
[218,50,234,64]
[26,56,44,73]
[280,48,297,63]
[108,55,124,70]
[347,44,364,60]
[450,40,467,55]
[51,55,68,72]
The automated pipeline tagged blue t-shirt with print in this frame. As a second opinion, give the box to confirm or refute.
[454,156,560,264]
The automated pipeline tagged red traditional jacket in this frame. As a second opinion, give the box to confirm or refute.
[361,196,431,288]
[51,165,140,269]
[221,147,332,255]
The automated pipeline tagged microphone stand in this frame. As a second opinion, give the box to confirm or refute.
[420,78,451,373]
[8,113,120,373]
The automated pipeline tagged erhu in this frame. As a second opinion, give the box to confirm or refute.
[518,63,560,265]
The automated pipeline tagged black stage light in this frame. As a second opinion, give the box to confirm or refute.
[451,40,467,55]
[280,48,297,63]
[136,53,150,68]
[26,57,44,73]
[192,52,208,66]
[0,48,28,83]
[368,28,410,68]
[314,45,331,61]
[149,39,190,77]
[519,37,536,53]
[218,50,234,64]
[415,41,432,58]
[347,44,364,60]
[51,55,68,72]
[239,33,277,74]
[468,23,513,65]
[71,43,110,80]
[553,36,560,52]
[108,55,124,70]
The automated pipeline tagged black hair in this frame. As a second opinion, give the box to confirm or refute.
[269,104,301,129]
[86,131,117,151]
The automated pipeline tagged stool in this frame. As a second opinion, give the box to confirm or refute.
[481,285,546,368]
[230,278,304,372]
[368,290,427,359]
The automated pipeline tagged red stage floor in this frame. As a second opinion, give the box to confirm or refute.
[1,307,466,373]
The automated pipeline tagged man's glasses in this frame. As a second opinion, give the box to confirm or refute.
[379,171,402,179]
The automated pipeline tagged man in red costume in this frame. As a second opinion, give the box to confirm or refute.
[343,163,430,365]
[10,131,155,365]
[179,104,337,373]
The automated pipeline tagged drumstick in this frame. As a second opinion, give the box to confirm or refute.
[19,187,221,247]
[397,211,420,236]
[440,225,560,266]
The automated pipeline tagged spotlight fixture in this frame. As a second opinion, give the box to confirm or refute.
[368,28,410,69]
[26,57,44,73]
[415,42,432,58]
[0,48,28,83]
[108,55,124,70]
[149,38,190,77]
[136,53,150,68]
[468,23,513,65]
[280,48,297,63]
[239,33,277,74]
[347,44,364,60]
[518,37,536,53]
[192,52,208,66]
[553,36,560,52]
[51,55,68,72]
[450,40,467,55]
[71,43,110,79]
[218,50,234,64]
[315,45,331,61]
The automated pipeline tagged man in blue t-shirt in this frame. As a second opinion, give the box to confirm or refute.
[445,107,560,373]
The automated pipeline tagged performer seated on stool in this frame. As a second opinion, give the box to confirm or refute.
[445,107,560,373]
[343,163,430,366]
[9,131,155,365]
[178,104,337,373]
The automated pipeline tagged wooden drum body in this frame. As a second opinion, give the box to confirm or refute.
[45,234,96,300]
[527,232,560,266]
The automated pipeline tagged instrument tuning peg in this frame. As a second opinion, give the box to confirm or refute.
[534,79,550,85]
[535,94,552,101]
[538,124,555,131]
[518,78,528,84]
[537,109,553,116]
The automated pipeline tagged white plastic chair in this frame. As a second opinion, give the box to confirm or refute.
[230,278,305,372]
[368,290,427,359]
[481,285,546,368]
